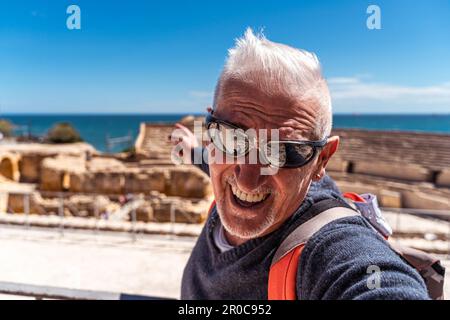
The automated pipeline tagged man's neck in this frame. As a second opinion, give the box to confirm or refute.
[223,229,247,246]
[222,217,292,246]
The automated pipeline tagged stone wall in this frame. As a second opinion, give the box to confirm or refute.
[5,190,208,224]
[39,155,212,199]
[0,153,21,181]
[321,129,450,210]
[352,161,432,182]
[437,169,450,188]
[331,172,450,210]
[0,142,96,183]
[19,154,46,182]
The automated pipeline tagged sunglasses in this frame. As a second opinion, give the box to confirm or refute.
[205,113,327,168]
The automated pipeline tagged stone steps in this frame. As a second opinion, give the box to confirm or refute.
[333,129,450,170]
[139,125,174,159]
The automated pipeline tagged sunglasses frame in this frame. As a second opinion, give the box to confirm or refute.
[205,112,328,168]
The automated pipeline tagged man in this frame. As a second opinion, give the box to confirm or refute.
[177,29,429,299]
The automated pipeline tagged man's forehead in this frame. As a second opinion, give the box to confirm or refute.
[215,80,318,140]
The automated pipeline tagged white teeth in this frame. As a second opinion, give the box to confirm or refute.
[230,184,269,203]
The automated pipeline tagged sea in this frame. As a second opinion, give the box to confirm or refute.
[1,114,449,152]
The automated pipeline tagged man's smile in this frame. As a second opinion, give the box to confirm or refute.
[229,181,271,208]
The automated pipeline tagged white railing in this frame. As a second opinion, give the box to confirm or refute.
[0,190,204,241]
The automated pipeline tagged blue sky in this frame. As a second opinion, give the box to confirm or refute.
[0,0,449,114]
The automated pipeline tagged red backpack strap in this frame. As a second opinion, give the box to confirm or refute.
[268,206,359,300]
[342,192,366,203]
[268,245,305,299]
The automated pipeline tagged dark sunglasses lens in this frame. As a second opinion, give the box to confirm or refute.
[285,143,315,166]
[265,142,315,168]
[208,122,249,156]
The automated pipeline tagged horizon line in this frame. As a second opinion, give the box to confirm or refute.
[1,112,450,116]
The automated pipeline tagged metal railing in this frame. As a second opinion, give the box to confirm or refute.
[0,281,168,300]
[381,206,450,259]
[0,190,205,241]
[105,132,134,153]
[1,189,449,255]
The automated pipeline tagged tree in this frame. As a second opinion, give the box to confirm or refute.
[0,119,14,137]
[47,122,83,144]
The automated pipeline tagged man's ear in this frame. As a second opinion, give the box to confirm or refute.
[313,136,339,180]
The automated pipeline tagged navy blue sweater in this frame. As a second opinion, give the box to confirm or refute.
[181,153,429,299]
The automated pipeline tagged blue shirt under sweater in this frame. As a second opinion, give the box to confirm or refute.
[181,151,429,299]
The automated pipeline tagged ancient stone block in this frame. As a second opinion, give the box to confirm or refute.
[40,166,63,191]
[379,189,402,208]
[402,190,450,210]
[147,170,167,193]
[94,172,124,195]
[0,154,20,181]
[326,157,349,172]
[353,161,431,182]
[40,155,86,192]
[334,180,380,196]
[436,169,450,187]
[86,157,125,172]
[135,203,154,222]
[124,170,166,194]
[152,201,172,222]
[152,198,207,223]
[69,172,84,193]
[19,154,44,183]
[166,167,212,198]
[7,193,25,213]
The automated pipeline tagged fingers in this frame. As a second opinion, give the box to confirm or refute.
[169,123,199,149]
[175,123,194,136]
[175,123,187,130]
[169,132,186,145]
[169,124,189,141]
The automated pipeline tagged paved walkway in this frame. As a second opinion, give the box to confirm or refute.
[0,225,195,299]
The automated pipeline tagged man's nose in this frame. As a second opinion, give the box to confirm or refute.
[234,164,268,192]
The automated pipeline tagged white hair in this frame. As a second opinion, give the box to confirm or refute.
[214,28,332,139]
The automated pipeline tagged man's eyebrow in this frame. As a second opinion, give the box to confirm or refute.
[217,115,250,130]
[276,127,313,141]
[233,120,251,130]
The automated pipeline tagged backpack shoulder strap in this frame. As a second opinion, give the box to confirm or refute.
[268,206,359,300]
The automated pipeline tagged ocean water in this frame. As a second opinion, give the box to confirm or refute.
[1,114,449,152]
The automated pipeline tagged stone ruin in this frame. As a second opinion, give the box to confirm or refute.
[1,118,449,227]
[0,134,212,223]
[327,129,450,210]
